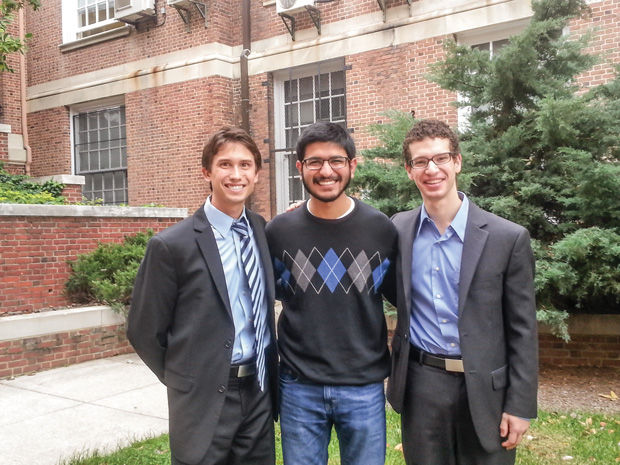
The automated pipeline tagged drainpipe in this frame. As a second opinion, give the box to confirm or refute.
[240,0,251,133]
[19,8,32,175]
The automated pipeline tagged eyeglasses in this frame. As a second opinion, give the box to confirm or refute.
[301,156,350,171]
[407,152,456,170]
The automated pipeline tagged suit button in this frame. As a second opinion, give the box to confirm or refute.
[217,385,226,393]
[224,339,232,349]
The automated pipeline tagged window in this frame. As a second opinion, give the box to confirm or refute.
[73,106,128,204]
[77,0,121,38]
[471,38,510,55]
[273,60,347,212]
[456,20,528,129]
[62,0,124,43]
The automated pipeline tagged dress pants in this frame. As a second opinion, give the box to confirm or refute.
[172,374,274,465]
[401,358,516,465]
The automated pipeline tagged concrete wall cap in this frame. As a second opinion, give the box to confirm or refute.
[31,174,86,185]
[0,203,188,218]
[0,306,124,341]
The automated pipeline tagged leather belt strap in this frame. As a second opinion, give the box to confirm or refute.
[230,362,256,378]
[410,345,465,373]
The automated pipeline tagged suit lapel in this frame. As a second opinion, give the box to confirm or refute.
[397,207,420,319]
[193,207,233,316]
[458,203,488,315]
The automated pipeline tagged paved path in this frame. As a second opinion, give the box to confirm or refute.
[0,354,168,465]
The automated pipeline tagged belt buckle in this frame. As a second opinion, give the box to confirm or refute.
[445,359,464,373]
[237,363,253,377]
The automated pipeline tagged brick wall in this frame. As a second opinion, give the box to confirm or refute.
[0,17,23,132]
[0,14,24,174]
[25,0,238,86]
[0,324,132,379]
[0,206,185,316]
[538,315,620,368]
[347,39,457,152]
[0,132,8,166]
[27,106,71,177]
[539,333,620,368]
[60,183,83,203]
[126,77,236,210]
[246,72,273,220]
[572,0,620,88]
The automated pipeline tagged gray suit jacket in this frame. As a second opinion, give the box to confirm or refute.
[386,201,538,453]
[127,206,277,465]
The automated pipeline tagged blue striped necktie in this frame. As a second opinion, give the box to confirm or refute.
[231,217,266,390]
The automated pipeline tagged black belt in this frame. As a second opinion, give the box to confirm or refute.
[230,361,256,378]
[410,345,465,373]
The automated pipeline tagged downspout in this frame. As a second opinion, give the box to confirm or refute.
[19,8,32,175]
[240,0,251,133]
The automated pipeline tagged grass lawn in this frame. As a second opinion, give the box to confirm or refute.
[60,409,620,465]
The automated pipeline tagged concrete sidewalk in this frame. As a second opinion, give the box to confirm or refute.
[0,354,168,465]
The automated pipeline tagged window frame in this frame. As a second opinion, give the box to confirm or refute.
[272,59,347,213]
[70,98,128,205]
[62,0,124,44]
[456,19,529,130]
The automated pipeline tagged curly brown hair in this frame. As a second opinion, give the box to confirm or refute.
[402,119,460,163]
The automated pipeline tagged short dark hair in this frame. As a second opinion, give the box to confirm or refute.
[202,126,262,170]
[402,119,460,163]
[296,122,356,162]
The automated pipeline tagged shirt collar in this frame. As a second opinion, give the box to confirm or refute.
[204,196,248,237]
[417,192,469,241]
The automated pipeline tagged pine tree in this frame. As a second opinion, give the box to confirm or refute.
[352,0,620,338]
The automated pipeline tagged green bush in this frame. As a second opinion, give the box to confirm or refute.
[352,1,620,340]
[0,163,65,204]
[65,230,154,314]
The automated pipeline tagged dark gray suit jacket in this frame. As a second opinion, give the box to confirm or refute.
[127,206,277,465]
[386,201,538,453]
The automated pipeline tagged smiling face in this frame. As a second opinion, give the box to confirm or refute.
[202,141,259,218]
[405,137,462,207]
[296,141,357,204]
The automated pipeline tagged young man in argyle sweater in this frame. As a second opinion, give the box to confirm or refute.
[266,122,397,465]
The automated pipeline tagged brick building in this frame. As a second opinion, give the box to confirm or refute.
[2,0,618,218]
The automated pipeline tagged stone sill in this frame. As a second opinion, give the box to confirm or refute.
[59,26,132,53]
[0,203,188,218]
[0,306,124,342]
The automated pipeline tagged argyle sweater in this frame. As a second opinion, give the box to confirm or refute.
[265,199,398,385]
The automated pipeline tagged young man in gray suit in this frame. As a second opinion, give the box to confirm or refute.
[386,119,538,465]
[127,127,277,465]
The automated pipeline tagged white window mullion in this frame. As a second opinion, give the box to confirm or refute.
[273,60,347,213]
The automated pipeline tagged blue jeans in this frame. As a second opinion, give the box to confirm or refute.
[279,369,386,465]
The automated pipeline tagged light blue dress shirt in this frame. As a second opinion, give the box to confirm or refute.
[409,193,469,356]
[204,197,269,364]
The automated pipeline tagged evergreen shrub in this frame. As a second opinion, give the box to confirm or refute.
[0,163,65,204]
[351,0,620,340]
[65,230,154,314]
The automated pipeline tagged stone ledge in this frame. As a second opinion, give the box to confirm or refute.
[0,306,124,342]
[59,26,132,53]
[0,203,188,218]
[539,314,620,337]
[31,174,86,185]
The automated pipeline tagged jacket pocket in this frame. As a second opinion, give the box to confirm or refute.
[164,368,194,392]
[491,365,508,390]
